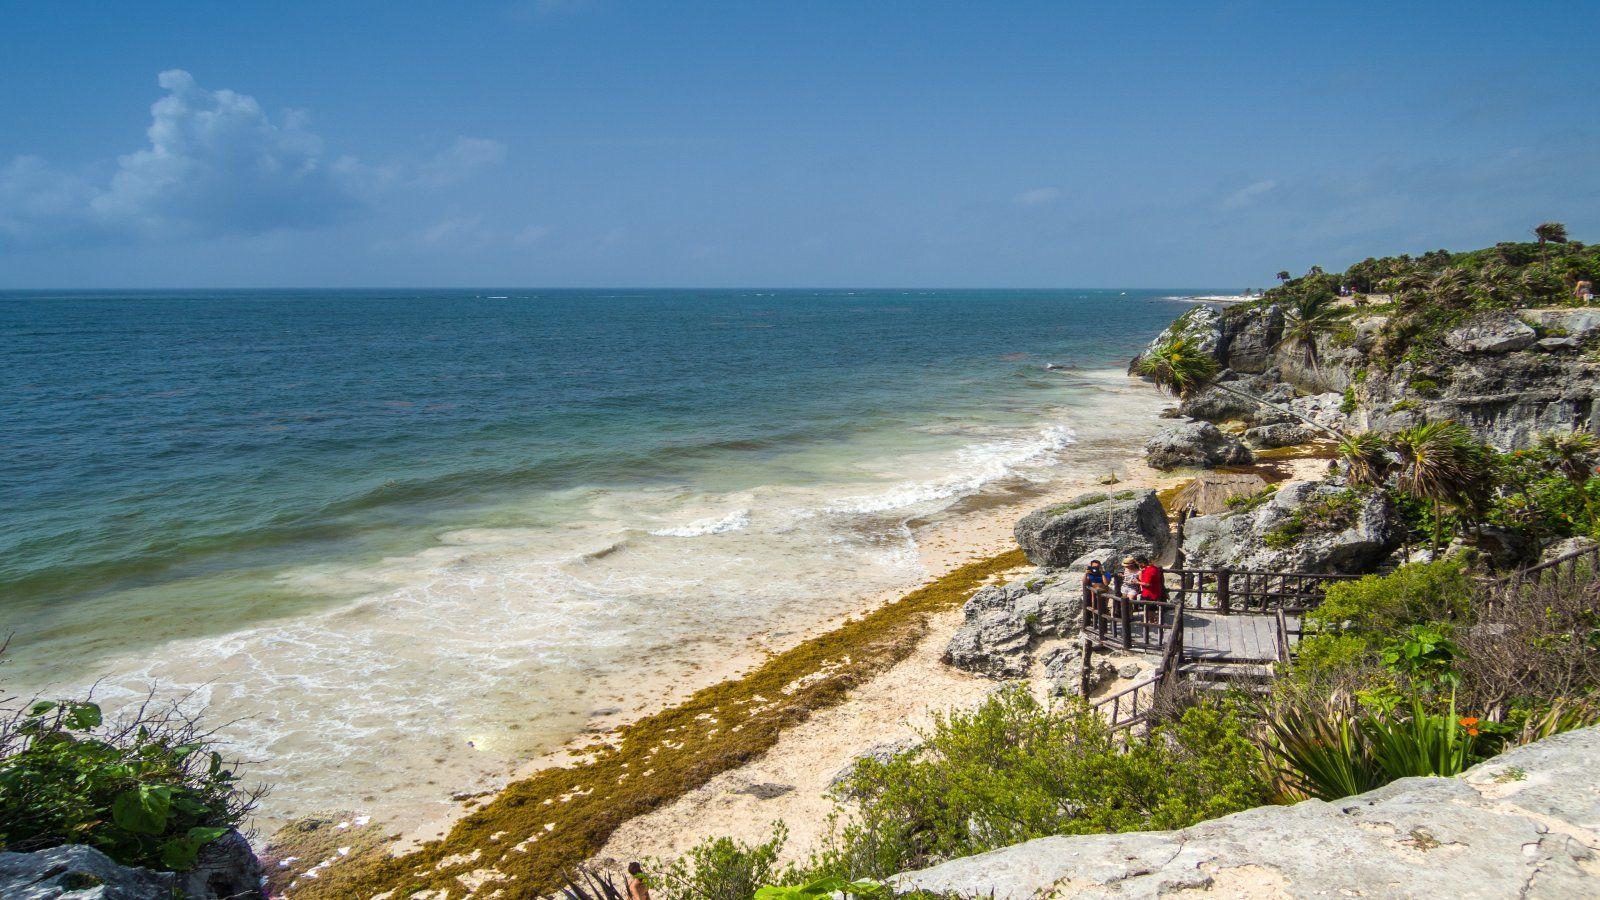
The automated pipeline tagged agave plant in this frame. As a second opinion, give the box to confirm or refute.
[1134,336,1342,438]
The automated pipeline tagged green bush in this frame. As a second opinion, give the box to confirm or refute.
[803,686,1268,880]
[1262,490,1362,549]
[647,824,786,900]
[1309,559,1471,636]
[0,698,257,871]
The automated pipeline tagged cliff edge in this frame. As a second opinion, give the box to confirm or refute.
[892,724,1600,898]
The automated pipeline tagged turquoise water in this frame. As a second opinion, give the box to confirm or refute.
[1,288,1198,821]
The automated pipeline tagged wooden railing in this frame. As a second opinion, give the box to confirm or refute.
[1493,542,1600,593]
[1091,600,1185,735]
[1081,587,1177,652]
[1168,568,1358,614]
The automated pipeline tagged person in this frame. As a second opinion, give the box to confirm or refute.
[627,862,651,900]
[1082,559,1110,612]
[1119,557,1143,615]
[1137,555,1168,624]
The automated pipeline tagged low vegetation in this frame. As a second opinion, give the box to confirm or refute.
[0,668,260,871]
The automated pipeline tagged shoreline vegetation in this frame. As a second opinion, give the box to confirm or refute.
[280,550,1028,897]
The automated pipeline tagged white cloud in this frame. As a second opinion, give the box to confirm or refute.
[416,137,507,187]
[1220,179,1279,210]
[0,70,504,247]
[1013,187,1063,206]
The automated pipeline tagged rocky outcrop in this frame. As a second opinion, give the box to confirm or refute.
[0,832,263,899]
[1360,351,1600,449]
[1129,305,1224,372]
[892,724,1600,899]
[1542,535,1598,563]
[1219,304,1284,374]
[1444,311,1538,354]
[1177,370,1297,423]
[1013,490,1170,568]
[1144,421,1253,470]
[828,736,922,798]
[943,569,1084,679]
[1181,480,1400,574]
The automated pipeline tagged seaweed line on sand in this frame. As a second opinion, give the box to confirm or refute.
[285,548,1028,898]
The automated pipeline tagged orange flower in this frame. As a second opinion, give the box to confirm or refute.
[1467,728,1480,736]
[1459,716,1480,727]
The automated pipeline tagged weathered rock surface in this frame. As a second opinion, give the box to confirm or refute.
[1444,311,1539,354]
[1014,491,1170,569]
[1144,421,1253,470]
[1176,371,1297,423]
[0,832,263,900]
[943,570,1084,679]
[1241,421,1313,449]
[1541,535,1598,564]
[1219,304,1284,374]
[1181,480,1400,574]
[893,724,1600,899]
[1360,351,1600,449]
[1039,642,1112,697]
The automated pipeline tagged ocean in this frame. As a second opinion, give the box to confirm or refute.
[0,288,1199,824]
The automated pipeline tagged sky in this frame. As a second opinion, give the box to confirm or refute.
[1,1,1597,288]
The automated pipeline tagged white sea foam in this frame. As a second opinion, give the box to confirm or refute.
[830,422,1076,515]
[648,508,752,537]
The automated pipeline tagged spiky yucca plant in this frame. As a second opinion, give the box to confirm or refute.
[1389,421,1492,556]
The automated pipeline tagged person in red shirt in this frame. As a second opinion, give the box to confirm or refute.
[1137,555,1167,624]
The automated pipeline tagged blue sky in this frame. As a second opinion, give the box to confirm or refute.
[2,1,1596,288]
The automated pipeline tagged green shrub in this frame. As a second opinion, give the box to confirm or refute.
[1339,387,1358,415]
[1225,484,1277,513]
[1292,633,1377,681]
[1379,623,1460,690]
[647,824,786,900]
[804,686,1267,879]
[1309,559,1471,636]
[0,698,257,871]
[1262,490,1362,549]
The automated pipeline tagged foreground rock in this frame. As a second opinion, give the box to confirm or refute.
[1182,479,1400,574]
[1144,421,1253,470]
[1013,490,1170,568]
[0,831,263,899]
[893,724,1600,899]
[943,569,1083,679]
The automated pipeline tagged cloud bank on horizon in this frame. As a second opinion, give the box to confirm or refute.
[0,70,501,248]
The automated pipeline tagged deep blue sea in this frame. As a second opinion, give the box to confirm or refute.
[0,288,1201,821]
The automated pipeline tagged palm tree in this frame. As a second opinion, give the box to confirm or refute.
[1337,432,1391,487]
[1276,270,1292,283]
[1135,337,1343,439]
[1389,422,1492,557]
[1535,429,1600,483]
[1277,290,1342,374]
[1534,222,1569,246]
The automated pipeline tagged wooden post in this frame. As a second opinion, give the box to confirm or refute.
[1080,639,1093,697]
[1217,568,1232,615]
[1120,594,1134,650]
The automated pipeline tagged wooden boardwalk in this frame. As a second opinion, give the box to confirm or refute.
[1181,610,1295,662]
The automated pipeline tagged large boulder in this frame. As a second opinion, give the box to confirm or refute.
[1219,304,1284,373]
[893,725,1600,899]
[1181,479,1400,574]
[0,836,263,900]
[1144,421,1254,470]
[943,569,1084,679]
[1522,307,1600,343]
[1177,371,1296,423]
[1014,490,1170,568]
[1241,421,1313,449]
[1445,311,1538,354]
